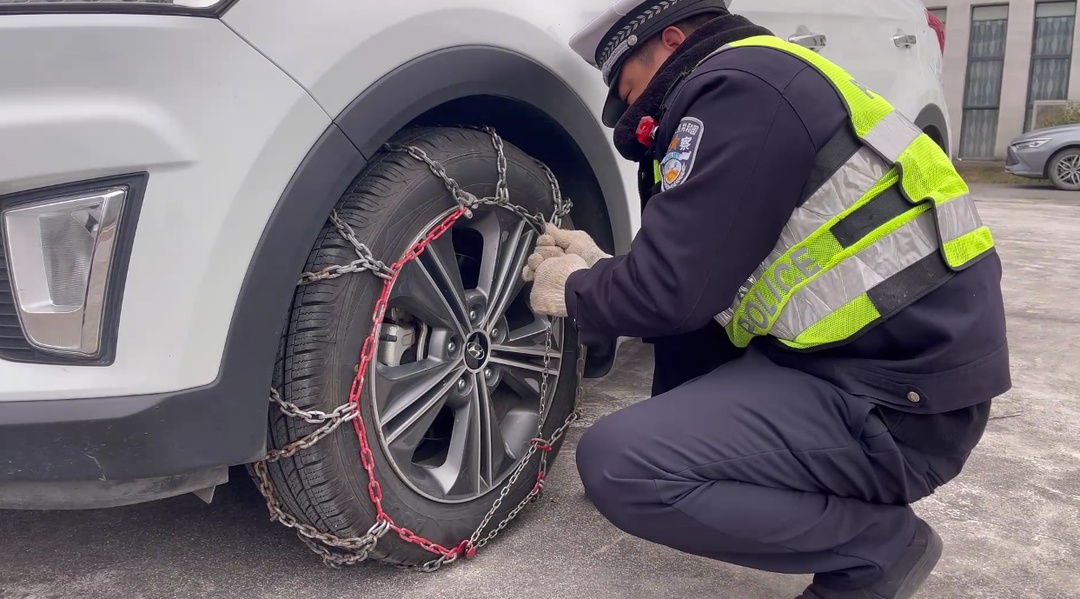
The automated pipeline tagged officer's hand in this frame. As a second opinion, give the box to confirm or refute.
[527,253,588,317]
[539,223,611,267]
[521,244,565,282]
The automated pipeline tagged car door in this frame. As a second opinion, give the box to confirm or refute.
[728,0,921,119]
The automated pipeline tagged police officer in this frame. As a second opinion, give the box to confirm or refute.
[521,1,1012,598]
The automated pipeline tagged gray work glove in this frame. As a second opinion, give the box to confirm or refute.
[524,252,588,317]
[538,223,611,267]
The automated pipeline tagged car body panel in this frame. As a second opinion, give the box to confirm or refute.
[0,14,330,401]
[1006,123,1080,179]
[223,0,612,121]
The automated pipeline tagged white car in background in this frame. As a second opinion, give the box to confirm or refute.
[0,0,951,569]
[731,0,953,153]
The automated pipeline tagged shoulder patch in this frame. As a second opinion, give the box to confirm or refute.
[660,117,704,191]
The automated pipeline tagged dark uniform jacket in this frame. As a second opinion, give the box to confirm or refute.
[565,45,1011,421]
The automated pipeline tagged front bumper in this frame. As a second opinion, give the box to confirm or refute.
[0,13,333,507]
[0,386,261,509]
[1005,146,1046,178]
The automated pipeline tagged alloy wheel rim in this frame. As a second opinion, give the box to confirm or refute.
[1057,155,1080,186]
[368,205,563,504]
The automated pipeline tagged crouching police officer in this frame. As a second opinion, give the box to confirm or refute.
[521,1,1012,597]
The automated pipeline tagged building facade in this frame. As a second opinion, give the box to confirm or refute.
[927,0,1079,160]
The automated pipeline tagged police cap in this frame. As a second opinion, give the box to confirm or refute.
[569,0,730,127]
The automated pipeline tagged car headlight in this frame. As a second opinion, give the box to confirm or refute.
[1,175,144,361]
[0,0,234,15]
[1012,138,1051,150]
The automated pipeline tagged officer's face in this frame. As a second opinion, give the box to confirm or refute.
[617,26,687,106]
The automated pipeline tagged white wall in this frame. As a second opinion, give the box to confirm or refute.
[927,0,1080,159]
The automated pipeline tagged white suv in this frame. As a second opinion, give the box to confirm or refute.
[0,0,950,569]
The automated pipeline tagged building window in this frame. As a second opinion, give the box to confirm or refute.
[1025,1,1077,130]
[960,5,1010,159]
[929,7,948,24]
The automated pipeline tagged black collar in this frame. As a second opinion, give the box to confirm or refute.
[611,14,773,162]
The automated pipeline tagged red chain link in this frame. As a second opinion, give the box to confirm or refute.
[346,206,481,561]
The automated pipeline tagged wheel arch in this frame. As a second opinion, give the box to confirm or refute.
[333,45,628,257]
[223,46,624,432]
[914,103,950,155]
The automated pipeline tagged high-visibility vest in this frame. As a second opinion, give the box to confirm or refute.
[652,35,995,350]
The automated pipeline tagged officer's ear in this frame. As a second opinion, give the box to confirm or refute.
[659,25,688,52]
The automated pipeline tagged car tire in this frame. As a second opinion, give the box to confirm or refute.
[922,125,946,154]
[1048,147,1080,191]
[258,126,581,567]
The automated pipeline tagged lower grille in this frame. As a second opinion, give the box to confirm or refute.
[0,228,36,361]
[1006,148,1020,167]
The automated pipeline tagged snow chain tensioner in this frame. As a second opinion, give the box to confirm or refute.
[250,126,587,572]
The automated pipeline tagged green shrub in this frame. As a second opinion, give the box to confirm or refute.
[1034,100,1080,129]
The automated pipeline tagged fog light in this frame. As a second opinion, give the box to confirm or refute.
[2,187,126,356]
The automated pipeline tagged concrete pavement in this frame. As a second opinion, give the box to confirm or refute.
[0,185,1078,599]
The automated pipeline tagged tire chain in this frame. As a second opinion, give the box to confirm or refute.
[250,126,586,571]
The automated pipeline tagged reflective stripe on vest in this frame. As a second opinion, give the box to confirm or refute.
[698,35,995,349]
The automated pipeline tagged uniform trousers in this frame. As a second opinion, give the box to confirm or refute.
[576,326,990,590]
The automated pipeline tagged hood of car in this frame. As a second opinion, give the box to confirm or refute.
[1014,123,1080,142]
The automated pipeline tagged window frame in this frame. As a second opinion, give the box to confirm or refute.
[959,4,1012,159]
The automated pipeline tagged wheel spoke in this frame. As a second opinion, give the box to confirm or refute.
[420,233,472,329]
[428,377,484,497]
[486,220,535,326]
[488,355,558,375]
[491,343,562,360]
[474,374,494,487]
[468,210,504,302]
[466,210,535,326]
[375,358,458,420]
[504,315,551,343]
[379,362,466,448]
[493,316,562,408]
[390,245,470,335]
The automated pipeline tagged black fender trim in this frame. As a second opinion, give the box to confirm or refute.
[335,45,630,246]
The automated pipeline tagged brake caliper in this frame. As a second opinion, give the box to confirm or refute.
[377,311,418,367]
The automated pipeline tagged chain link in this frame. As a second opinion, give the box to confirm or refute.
[298,212,393,283]
[251,126,587,571]
[383,126,557,235]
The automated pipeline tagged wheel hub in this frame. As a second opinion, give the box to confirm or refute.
[370,206,564,504]
[463,331,490,372]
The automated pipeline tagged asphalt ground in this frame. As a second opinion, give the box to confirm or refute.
[1,184,1078,599]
